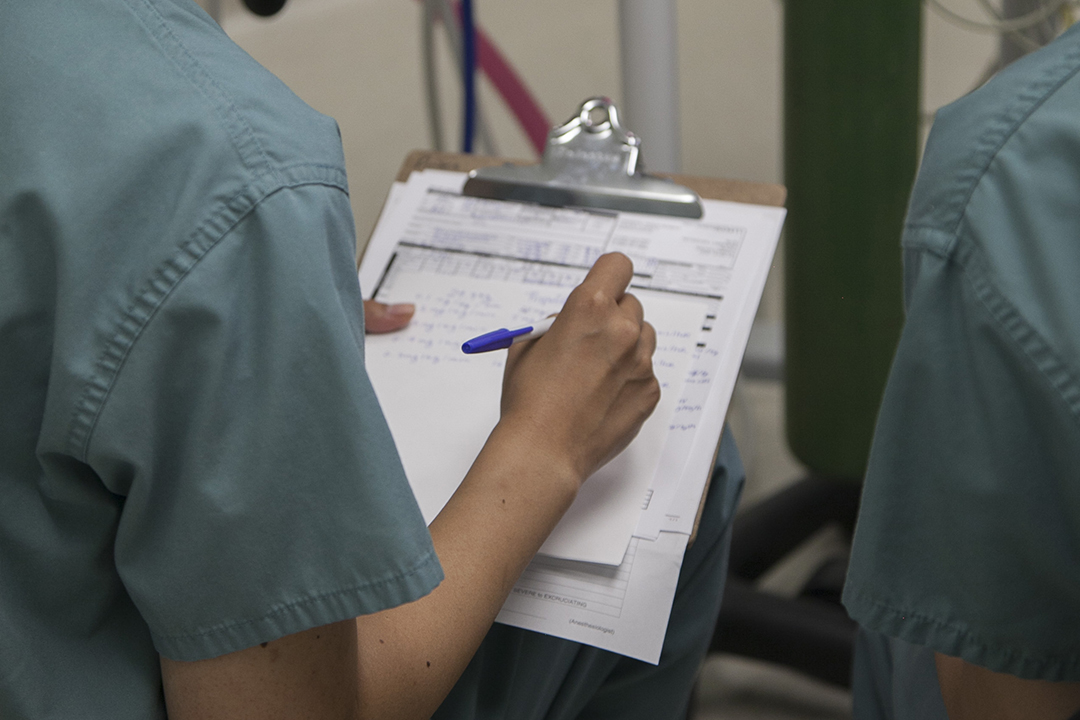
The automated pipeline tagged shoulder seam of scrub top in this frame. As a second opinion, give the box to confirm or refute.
[895,231,1080,427]
[955,240,1080,426]
[900,225,955,259]
[66,167,349,462]
[122,0,279,183]
[905,35,1080,245]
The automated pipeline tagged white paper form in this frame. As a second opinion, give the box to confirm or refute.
[496,532,688,664]
[365,266,704,565]
[622,199,788,539]
[661,206,784,532]
[359,169,608,297]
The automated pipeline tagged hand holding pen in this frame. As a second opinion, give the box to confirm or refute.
[492,253,660,485]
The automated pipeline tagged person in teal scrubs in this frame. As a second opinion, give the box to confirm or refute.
[0,1,737,717]
[842,21,1080,720]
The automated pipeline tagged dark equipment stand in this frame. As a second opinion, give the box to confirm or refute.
[710,475,861,688]
[705,0,921,692]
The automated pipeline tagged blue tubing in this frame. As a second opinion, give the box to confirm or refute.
[460,0,476,153]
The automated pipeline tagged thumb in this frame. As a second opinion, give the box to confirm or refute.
[364,300,415,334]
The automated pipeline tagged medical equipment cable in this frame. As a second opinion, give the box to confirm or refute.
[920,0,1074,127]
[422,0,498,154]
[422,0,446,151]
[460,0,476,153]
[416,0,550,157]
[926,0,1072,33]
[472,29,551,155]
[973,0,1061,52]
[469,9,549,155]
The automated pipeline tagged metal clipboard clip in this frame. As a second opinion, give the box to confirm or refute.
[462,97,703,219]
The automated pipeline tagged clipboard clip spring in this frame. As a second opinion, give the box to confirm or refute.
[463,97,703,219]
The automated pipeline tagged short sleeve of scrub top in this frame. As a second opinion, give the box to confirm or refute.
[842,25,1080,682]
[85,180,444,662]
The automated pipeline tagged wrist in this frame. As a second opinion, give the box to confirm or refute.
[484,415,583,505]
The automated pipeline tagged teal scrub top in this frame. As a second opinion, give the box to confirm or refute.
[843,24,1080,682]
[0,0,443,716]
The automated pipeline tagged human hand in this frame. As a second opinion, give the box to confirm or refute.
[498,252,660,486]
[363,300,414,334]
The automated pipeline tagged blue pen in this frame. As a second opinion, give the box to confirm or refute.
[461,316,556,354]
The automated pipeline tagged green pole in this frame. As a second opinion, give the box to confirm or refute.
[783,1,921,480]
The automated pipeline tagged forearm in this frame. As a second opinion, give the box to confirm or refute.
[936,653,1080,720]
[159,254,655,720]
[353,418,581,720]
[160,420,578,720]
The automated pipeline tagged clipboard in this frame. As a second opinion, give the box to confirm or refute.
[378,98,786,546]
[359,98,786,661]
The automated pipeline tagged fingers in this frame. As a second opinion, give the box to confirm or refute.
[363,300,415,334]
[496,252,662,485]
[542,254,646,366]
[637,320,657,375]
[559,253,639,346]
[618,291,645,327]
[577,252,634,302]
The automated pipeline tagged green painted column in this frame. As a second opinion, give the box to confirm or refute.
[783,1,921,480]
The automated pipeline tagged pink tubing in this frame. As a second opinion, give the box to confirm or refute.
[473,26,550,156]
[421,0,552,157]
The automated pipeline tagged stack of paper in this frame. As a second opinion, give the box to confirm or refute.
[360,170,785,663]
